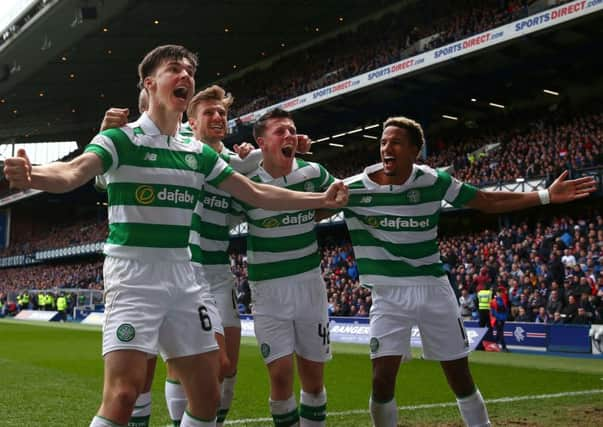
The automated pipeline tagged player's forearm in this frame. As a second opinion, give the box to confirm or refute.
[469,190,541,214]
[30,164,83,193]
[30,154,101,193]
[249,182,327,210]
[229,149,262,175]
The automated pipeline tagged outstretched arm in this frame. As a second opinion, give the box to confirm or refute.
[3,149,103,193]
[466,171,597,213]
[218,172,348,211]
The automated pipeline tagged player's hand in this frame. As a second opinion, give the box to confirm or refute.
[548,170,597,204]
[4,149,32,190]
[233,142,255,159]
[323,181,348,209]
[100,108,129,131]
[296,134,312,154]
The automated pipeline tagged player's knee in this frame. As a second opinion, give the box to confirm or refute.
[105,383,139,412]
[372,371,395,401]
[270,369,294,395]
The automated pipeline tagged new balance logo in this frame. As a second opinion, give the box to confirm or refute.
[360,196,372,204]
[144,152,157,161]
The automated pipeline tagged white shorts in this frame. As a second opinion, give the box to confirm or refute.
[195,265,241,329]
[369,280,470,362]
[251,269,331,364]
[102,257,218,360]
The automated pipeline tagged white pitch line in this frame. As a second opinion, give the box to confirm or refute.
[214,389,603,425]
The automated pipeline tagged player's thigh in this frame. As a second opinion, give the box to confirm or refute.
[369,312,413,361]
[103,349,149,394]
[214,286,241,329]
[369,285,417,361]
[254,314,295,364]
[294,316,332,363]
[102,258,165,356]
[418,284,470,361]
[159,279,219,360]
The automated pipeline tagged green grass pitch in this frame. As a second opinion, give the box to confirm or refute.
[1,319,602,426]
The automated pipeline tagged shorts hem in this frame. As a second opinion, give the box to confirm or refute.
[263,350,294,365]
[161,343,220,361]
[102,345,157,357]
[295,351,332,364]
[370,350,411,361]
[221,319,242,329]
[423,350,470,362]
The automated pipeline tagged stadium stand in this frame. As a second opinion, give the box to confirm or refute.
[226,0,574,118]
[3,211,601,325]
[320,107,602,182]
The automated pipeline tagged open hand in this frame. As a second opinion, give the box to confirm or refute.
[549,170,597,204]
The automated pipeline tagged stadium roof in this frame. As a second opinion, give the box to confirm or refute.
[0,0,602,157]
[0,0,396,144]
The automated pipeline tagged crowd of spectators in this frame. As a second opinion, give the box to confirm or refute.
[226,0,568,118]
[443,214,603,324]
[0,219,107,258]
[0,259,103,295]
[4,211,601,324]
[427,111,603,186]
[319,109,602,184]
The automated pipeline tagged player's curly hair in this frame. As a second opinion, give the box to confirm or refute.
[383,116,425,152]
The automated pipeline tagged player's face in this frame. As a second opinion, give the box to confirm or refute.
[257,117,297,170]
[380,126,419,177]
[191,100,227,143]
[145,58,195,112]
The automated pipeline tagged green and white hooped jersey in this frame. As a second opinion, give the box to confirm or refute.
[344,163,478,287]
[234,158,334,285]
[179,121,194,137]
[189,145,258,274]
[84,113,233,261]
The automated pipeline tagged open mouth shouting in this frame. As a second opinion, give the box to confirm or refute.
[173,86,190,101]
[383,155,396,169]
[281,143,295,158]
